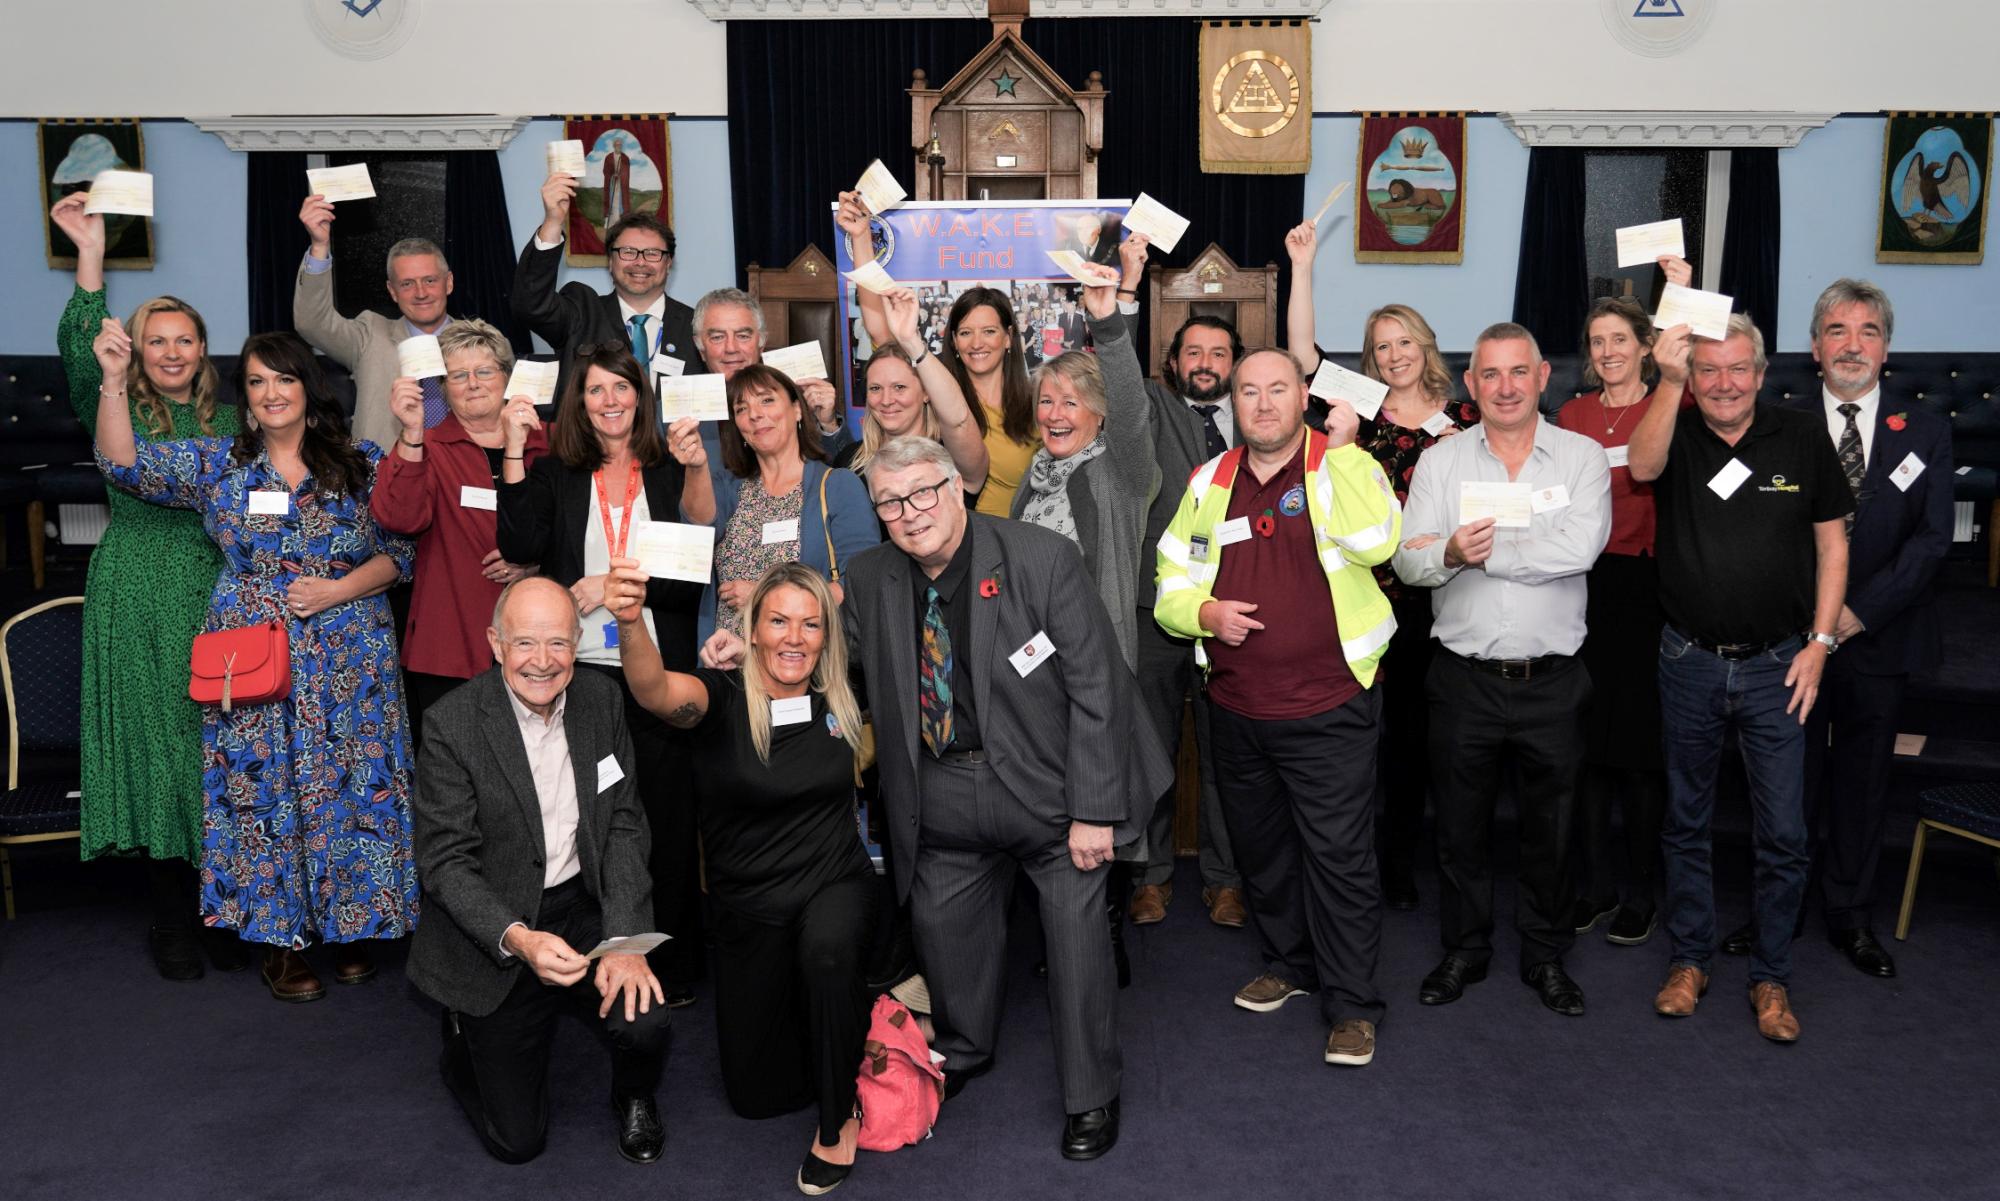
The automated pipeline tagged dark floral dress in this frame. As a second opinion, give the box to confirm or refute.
[1358,399,1479,600]
[99,437,419,948]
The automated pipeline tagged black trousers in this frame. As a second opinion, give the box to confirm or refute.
[1803,656,1907,932]
[710,873,877,1145]
[1427,651,1587,973]
[578,662,706,987]
[442,877,671,1164]
[1208,688,1385,1027]
[1377,594,1437,878]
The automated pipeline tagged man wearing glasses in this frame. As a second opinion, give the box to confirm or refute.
[295,194,463,450]
[709,435,1169,1160]
[514,170,699,403]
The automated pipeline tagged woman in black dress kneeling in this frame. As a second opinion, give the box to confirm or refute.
[606,558,875,1196]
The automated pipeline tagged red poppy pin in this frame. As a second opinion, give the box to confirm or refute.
[979,575,1001,599]
[1885,412,1907,432]
[1254,511,1277,538]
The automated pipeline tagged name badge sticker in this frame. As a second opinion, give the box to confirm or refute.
[1708,458,1752,500]
[1529,484,1572,514]
[248,490,290,516]
[1890,452,1926,492]
[1009,630,1058,678]
[762,519,800,545]
[1214,516,1253,547]
[1604,445,1630,469]
[459,485,497,511]
[771,696,813,726]
[596,754,625,793]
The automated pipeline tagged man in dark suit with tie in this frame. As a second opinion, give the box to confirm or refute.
[1127,312,1249,929]
[409,577,670,1165]
[514,170,698,403]
[800,434,1168,1159]
[1738,280,1951,978]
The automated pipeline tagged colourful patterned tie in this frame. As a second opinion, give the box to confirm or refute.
[419,374,448,429]
[919,586,953,756]
[628,314,652,362]
[1836,402,1864,535]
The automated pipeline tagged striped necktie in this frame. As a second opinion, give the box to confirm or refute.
[1835,402,1864,534]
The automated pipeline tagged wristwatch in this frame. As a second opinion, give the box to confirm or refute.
[1809,631,1839,652]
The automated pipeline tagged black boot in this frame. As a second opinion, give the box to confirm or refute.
[146,858,203,981]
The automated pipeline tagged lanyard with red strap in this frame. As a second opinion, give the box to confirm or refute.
[592,464,640,560]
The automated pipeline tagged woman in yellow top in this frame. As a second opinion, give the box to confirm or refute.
[838,192,1039,515]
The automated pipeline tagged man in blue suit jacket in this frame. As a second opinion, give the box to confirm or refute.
[1774,281,1952,978]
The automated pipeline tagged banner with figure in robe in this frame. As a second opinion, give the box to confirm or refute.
[1199,20,1311,176]
[562,115,673,267]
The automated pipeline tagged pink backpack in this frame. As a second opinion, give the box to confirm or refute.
[855,994,945,1151]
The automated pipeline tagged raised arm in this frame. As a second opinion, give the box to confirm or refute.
[512,173,583,346]
[884,286,989,492]
[89,318,139,468]
[292,194,369,368]
[53,198,111,426]
[1080,266,1158,502]
[1625,324,1690,483]
[1284,221,1322,376]
[666,415,717,525]
[836,191,891,350]
[51,192,105,296]
[605,559,714,725]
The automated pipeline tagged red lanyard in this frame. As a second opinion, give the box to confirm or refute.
[592,464,640,559]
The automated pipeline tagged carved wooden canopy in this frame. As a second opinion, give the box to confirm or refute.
[909,27,1106,201]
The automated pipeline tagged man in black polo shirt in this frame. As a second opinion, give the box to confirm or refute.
[1627,314,1852,1043]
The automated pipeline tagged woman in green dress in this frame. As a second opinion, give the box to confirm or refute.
[50,193,242,980]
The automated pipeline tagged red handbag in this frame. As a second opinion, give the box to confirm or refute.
[189,621,291,713]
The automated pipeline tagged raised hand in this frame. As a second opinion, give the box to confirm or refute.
[388,376,425,436]
[1653,324,1692,383]
[1321,395,1360,449]
[835,190,874,244]
[1285,220,1317,266]
[883,288,923,353]
[502,395,540,451]
[299,194,336,255]
[604,556,650,624]
[1658,255,1693,288]
[1078,262,1122,320]
[665,416,707,468]
[93,317,132,378]
[538,173,577,240]
[1117,231,1151,288]
[50,193,105,254]
[800,379,840,431]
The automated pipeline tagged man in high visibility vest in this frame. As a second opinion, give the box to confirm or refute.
[1154,347,1400,1068]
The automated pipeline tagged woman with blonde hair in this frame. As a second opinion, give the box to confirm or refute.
[608,559,876,1196]
[832,287,987,498]
[1285,220,1477,912]
[50,192,241,981]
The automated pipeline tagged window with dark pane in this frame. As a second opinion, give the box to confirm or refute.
[326,152,448,321]
[1583,150,1707,309]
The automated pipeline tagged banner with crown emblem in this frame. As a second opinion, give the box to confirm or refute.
[1355,114,1466,264]
[1199,20,1311,176]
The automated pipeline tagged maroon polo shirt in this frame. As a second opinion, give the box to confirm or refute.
[1204,447,1361,721]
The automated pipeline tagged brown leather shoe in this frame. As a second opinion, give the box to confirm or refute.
[1653,964,1708,1017]
[1749,981,1800,1043]
[1202,886,1247,928]
[1128,883,1171,925]
[332,943,376,985]
[261,947,327,1003]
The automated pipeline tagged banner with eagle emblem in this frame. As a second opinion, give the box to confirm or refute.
[1878,113,1990,265]
[1199,20,1311,175]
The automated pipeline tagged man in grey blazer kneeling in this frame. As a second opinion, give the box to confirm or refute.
[409,576,670,1165]
[708,436,1169,1160]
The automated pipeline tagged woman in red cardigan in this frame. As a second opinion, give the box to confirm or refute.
[372,319,549,740]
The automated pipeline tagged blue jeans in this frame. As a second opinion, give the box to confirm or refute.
[1657,627,1810,985]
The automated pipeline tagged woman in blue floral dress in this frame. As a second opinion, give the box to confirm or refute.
[92,327,419,1004]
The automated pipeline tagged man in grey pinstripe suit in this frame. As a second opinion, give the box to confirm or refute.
[789,435,1167,1159]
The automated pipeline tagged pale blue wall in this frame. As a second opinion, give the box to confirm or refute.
[2,114,1991,357]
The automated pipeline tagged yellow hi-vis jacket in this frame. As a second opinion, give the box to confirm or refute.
[1153,429,1400,689]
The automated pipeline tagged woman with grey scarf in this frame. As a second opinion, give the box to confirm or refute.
[1009,238,1161,673]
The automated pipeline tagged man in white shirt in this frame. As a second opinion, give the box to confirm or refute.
[409,577,669,1165]
[1392,322,1612,1017]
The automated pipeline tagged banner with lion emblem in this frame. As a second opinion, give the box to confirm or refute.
[1354,114,1465,265]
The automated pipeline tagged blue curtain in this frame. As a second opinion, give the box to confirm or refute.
[246,152,310,336]
[1510,147,1590,354]
[443,151,530,354]
[1719,148,1780,345]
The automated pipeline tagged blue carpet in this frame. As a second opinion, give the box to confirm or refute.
[3,840,1998,1201]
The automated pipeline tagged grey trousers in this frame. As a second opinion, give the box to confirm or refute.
[1133,611,1240,890]
[912,753,1120,1115]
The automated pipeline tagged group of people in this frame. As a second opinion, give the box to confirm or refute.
[54,161,1952,1193]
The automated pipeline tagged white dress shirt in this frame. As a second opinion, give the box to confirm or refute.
[1822,383,1881,468]
[1391,418,1613,659]
[504,685,582,891]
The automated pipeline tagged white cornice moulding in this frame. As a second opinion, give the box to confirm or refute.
[685,0,986,17]
[191,116,533,152]
[1499,111,1837,149]
[1030,0,1326,14]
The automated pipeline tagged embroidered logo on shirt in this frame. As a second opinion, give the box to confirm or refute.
[1279,484,1306,516]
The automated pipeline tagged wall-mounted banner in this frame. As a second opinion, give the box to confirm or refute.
[1354,114,1466,265]
[830,199,1134,421]
[562,114,673,267]
[1878,113,1990,265]
[1200,19,1311,175]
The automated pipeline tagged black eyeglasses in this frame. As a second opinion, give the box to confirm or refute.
[872,477,949,522]
[609,247,670,263]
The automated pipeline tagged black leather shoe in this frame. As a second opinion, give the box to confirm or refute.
[1061,1097,1120,1161]
[614,1096,664,1164]
[149,923,204,981]
[1721,921,1755,956]
[1567,896,1620,935]
[1383,866,1419,912]
[1523,962,1586,1016]
[797,1148,853,1195]
[942,1058,993,1102]
[1831,928,1897,978]
[1418,955,1487,1005]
